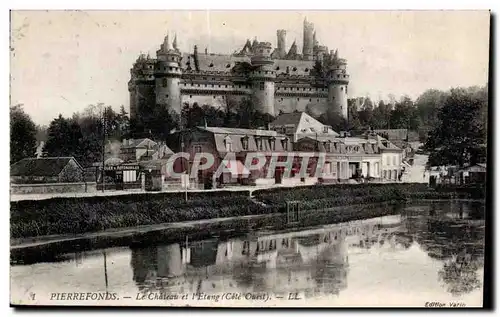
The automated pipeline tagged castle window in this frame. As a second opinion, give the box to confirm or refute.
[305,68,309,72]
[297,98,299,101]
[209,63,214,67]
[203,77,207,80]
[190,95,192,98]
[276,66,280,70]
[183,83,186,86]
[317,99,320,102]
[281,98,283,101]
[303,88,306,91]
[171,57,175,61]
[169,67,173,71]
[343,75,346,78]
[341,87,344,91]
[213,96,216,99]
[309,98,312,102]
[226,64,231,68]
[337,75,340,78]
[225,85,227,88]
[212,78,216,80]
[163,67,166,71]
[293,67,297,71]
[166,94,169,98]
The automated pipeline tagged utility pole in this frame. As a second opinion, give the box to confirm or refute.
[103,250,109,292]
[101,106,107,193]
[180,99,188,202]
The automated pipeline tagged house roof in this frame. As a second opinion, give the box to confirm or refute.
[10,157,82,177]
[122,138,157,149]
[373,129,408,141]
[271,112,340,137]
[269,112,304,127]
[197,126,281,137]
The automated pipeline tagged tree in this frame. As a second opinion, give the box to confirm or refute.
[424,87,487,168]
[44,115,84,160]
[10,104,37,164]
[358,97,374,128]
[372,100,391,129]
[318,111,348,132]
[389,96,420,131]
[415,89,449,141]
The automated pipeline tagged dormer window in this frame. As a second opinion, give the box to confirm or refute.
[281,138,288,151]
[224,135,233,152]
[325,141,332,152]
[256,137,263,151]
[323,126,329,133]
[270,137,276,151]
[241,135,249,150]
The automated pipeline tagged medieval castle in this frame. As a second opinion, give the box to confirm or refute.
[128,18,350,123]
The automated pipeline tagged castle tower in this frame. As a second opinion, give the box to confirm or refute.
[129,53,156,123]
[302,18,314,61]
[250,42,276,115]
[155,33,183,115]
[277,29,287,59]
[326,50,350,120]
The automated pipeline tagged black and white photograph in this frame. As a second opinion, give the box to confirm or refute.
[8,9,490,308]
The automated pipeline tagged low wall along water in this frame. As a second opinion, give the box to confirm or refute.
[9,183,485,240]
[10,182,97,195]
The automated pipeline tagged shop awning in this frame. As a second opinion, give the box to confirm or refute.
[221,160,250,176]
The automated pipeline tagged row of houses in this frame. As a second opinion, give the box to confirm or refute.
[11,112,412,194]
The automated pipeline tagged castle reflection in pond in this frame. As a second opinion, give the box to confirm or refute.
[130,215,408,298]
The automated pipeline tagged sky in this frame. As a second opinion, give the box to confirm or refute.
[10,10,490,125]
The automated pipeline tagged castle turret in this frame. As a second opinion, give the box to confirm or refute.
[129,53,156,122]
[326,50,350,120]
[277,29,287,59]
[250,42,276,115]
[155,33,183,115]
[302,18,314,61]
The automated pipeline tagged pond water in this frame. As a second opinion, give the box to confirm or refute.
[10,200,485,307]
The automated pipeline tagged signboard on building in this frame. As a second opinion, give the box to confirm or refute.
[104,165,140,171]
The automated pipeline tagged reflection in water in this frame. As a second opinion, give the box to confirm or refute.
[10,201,485,305]
[129,214,421,298]
[409,201,485,297]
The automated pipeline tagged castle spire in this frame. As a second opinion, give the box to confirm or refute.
[173,33,178,50]
[334,49,339,59]
[164,32,172,51]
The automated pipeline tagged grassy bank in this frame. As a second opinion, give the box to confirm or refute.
[10,183,481,239]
